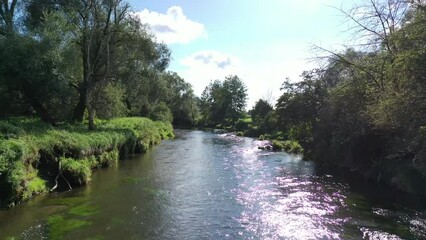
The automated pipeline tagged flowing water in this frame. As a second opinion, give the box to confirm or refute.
[1,130,426,239]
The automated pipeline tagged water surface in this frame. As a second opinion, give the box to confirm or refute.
[1,130,425,239]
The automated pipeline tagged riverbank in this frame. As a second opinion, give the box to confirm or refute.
[2,130,425,239]
[0,117,174,208]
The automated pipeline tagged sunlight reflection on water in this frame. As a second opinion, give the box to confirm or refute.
[232,141,347,239]
[1,131,426,239]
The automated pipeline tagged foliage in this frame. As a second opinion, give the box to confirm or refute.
[0,0,196,129]
[199,75,248,128]
[250,99,273,125]
[149,102,173,123]
[161,72,199,126]
[271,140,303,154]
[92,82,128,120]
[235,117,252,132]
[269,1,426,194]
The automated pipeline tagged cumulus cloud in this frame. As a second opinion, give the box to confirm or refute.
[179,51,243,95]
[189,51,234,69]
[132,6,206,44]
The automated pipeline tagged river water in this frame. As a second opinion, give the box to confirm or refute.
[1,130,426,239]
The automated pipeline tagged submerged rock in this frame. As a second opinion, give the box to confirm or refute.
[255,140,273,150]
[213,129,227,134]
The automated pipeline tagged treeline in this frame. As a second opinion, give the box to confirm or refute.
[0,0,198,128]
[198,1,426,194]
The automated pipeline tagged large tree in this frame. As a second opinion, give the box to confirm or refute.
[23,0,172,128]
[0,0,79,123]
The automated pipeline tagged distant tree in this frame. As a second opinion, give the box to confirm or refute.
[250,99,273,125]
[199,75,247,127]
[222,75,248,123]
[161,72,198,126]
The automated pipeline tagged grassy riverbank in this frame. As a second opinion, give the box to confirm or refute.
[0,117,174,208]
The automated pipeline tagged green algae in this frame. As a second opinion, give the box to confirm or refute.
[68,204,99,217]
[122,176,146,185]
[45,196,87,207]
[47,214,91,240]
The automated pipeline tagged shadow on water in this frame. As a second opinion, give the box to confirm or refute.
[0,130,425,239]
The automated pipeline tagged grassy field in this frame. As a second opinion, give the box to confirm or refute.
[0,117,174,208]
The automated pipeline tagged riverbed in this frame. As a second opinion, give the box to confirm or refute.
[1,130,425,239]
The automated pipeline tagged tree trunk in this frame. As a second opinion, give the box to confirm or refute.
[191,100,195,126]
[72,87,86,122]
[72,43,90,123]
[88,106,95,130]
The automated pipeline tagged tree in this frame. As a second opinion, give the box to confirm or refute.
[26,0,171,129]
[336,0,410,53]
[250,99,273,125]
[199,75,247,127]
[161,72,198,126]
[0,0,196,129]
[222,75,248,123]
[71,0,131,129]
[0,1,79,124]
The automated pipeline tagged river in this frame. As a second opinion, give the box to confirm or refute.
[1,130,426,239]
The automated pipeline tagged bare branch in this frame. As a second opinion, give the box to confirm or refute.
[313,45,384,90]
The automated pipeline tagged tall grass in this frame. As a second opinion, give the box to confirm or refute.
[0,117,174,208]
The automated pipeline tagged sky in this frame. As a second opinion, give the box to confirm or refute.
[127,0,356,108]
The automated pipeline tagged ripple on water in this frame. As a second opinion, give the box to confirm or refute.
[232,145,348,239]
[360,227,403,240]
[2,131,426,239]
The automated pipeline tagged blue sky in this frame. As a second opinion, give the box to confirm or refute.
[128,0,355,107]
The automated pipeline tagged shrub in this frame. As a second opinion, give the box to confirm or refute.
[272,140,283,150]
[235,118,252,132]
[149,102,173,123]
[61,157,93,185]
[271,140,304,154]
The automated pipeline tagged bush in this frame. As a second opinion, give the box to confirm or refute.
[61,157,93,185]
[235,118,252,132]
[272,140,283,150]
[149,102,173,123]
[271,140,303,154]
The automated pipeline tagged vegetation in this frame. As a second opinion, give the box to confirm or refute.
[196,1,426,194]
[0,117,173,208]
[271,140,303,154]
[0,0,199,128]
[1,0,425,206]
[0,0,194,206]
[234,1,426,194]
[199,75,248,128]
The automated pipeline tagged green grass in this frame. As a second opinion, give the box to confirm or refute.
[0,117,174,208]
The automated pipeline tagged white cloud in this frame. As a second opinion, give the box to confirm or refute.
[178,48,315,108]
[132,6,206,44]
[180,50,243,95]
